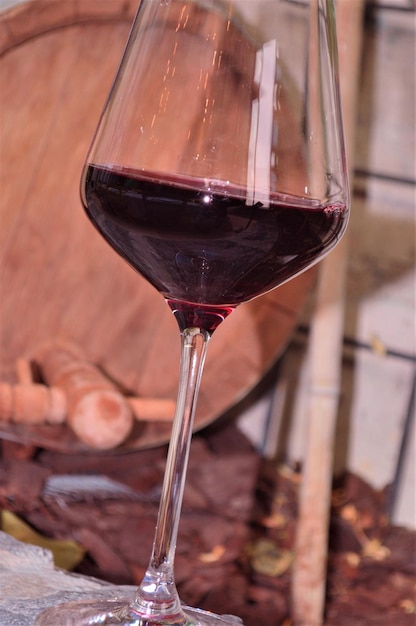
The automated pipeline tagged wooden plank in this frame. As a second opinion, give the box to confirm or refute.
[291,0,366,623]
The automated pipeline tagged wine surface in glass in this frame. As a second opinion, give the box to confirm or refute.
[83,164,348,321]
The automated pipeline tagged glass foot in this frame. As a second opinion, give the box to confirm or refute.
[34,599,244,626]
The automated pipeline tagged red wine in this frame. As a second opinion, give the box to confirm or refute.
[82,165,347,327]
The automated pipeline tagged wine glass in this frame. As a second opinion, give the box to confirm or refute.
[35,0,348,624]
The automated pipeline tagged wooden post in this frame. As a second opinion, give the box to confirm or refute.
[291,1,365,624]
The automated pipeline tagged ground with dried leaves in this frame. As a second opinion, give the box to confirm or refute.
[0,421,414,625]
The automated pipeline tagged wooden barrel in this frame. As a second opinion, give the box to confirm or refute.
[0,0,315,452]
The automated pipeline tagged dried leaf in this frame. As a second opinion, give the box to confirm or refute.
[198,544,226,563]
[247,538,294,577]
[260,512,287,529]
[340,504,360,523]
[400,599,416,614]
[345,552,360,568]
[370,333,387,357]
[361,538,390,561]
[278,465,301,484]
[1,509,85,571]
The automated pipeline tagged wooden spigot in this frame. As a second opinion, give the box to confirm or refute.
[0,346,177,449]
[34,345,134,450]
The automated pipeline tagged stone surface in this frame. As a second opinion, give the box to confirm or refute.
[0,531,135,626]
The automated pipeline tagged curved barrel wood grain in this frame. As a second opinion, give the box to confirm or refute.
[0,0,315,452]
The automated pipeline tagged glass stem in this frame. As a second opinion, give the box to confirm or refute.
[131,326,210,619]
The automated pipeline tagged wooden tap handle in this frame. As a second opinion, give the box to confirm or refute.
[128,396,176,422]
